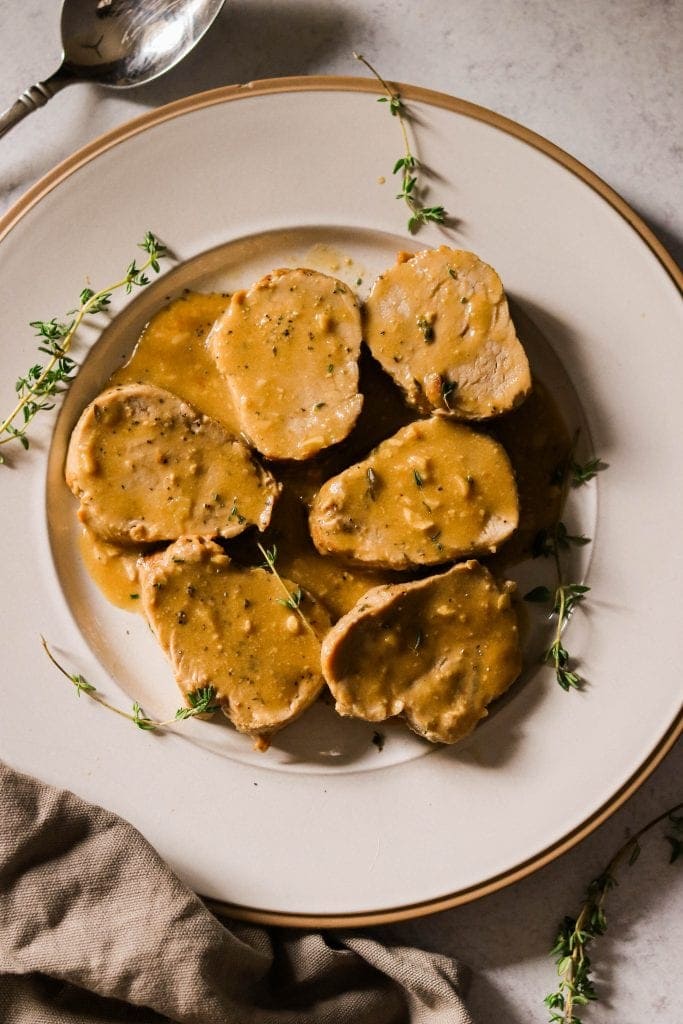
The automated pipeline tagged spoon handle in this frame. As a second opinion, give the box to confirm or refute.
[0,71,71,141]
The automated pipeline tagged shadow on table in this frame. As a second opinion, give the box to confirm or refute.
[121,0,370,108]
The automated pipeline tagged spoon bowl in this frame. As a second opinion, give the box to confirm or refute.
[0,0,226,138]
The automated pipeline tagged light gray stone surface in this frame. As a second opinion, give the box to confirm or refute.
[1,1,681,1021]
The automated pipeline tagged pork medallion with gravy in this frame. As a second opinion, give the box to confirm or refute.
[207,267,364,460]
[138,537,331,749]
[363,247,531,418]
[309,417,519,569]
[65,383,279,544]
[321,561,522,744]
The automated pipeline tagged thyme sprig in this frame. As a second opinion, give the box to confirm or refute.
[257,543,316,636]
[279,585,303,612]
[545,801,683,1022]
[0,232,167,462]
[524,446,606,691]
[41,636,219,730]
[571,456,608,488]
[353,52,447,234]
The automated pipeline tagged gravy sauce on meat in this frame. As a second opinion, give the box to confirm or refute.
[66,383,279,544]
[138,537,331,748]
[228,474,395,623]
[78,291,570,617]
[78,527,142,610]
[309,417,519,569]
[207,268,364,461]
[109,293,241,434]
[68,246,574,749]
[321,560,522,744]
[363,247,531,418]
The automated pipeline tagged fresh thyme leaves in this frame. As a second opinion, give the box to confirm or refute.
[556,522,591,548]
[545,801,683,1023]
[1,232,167,463]
[174,686,221,720]
[524,441,606,692]
[132,701,155,731]
[229,503,246,524]
[257,542,316,636]
[413,469,424,488]
[40,636,217,730]
[279,585,304,611]
[411,629,423,652]
[532,582,592,690]
[416,315,435,342]
[353,52,447,234]
[259,544,278,570]
[533,523,590,558]
[527,519,592,691]
[429,530,443,553]
[571,456,608,488]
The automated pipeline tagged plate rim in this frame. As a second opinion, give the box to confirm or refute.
[1,75,680,291]
[2,75,681,928]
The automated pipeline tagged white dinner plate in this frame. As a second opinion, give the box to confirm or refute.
[0,77,681,925]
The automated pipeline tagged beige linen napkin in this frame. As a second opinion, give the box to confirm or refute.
[0,762,472,1023]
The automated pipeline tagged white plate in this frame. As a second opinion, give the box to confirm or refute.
[0,78,681,925]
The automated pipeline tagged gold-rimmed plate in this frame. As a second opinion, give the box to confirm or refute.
[0,77,680,925]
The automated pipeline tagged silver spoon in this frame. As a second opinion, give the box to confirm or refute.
[0,0,226,140]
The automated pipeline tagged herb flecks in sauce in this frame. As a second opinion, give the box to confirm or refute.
[310,418,519,570]
[65,384,278,545]
[363,249,531,418]
[109,292,235,431]
[66,246,586,746]
[322,561,521,745]
[207,268,363,461]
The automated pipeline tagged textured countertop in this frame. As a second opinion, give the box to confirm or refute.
[1,1,681,1021]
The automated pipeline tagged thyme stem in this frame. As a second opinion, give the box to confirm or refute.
[257,543,316,637]
[353,53,414,166]
[1,232,167,460]
[546,801,683,1022]
[527,437,604,691]
[41,636,219,730]
[353,52,447,234]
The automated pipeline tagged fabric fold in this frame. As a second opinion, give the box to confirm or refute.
[0,762,472,1023]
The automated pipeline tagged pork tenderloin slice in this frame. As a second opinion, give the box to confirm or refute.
[309,417,519,569]
[321,560,521,744]
[65,383,280,544]
[207,267,363,460]
[138,536,330,747]
[364,247,531,418]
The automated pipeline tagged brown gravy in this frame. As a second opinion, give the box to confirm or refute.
[79,291,570,618]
